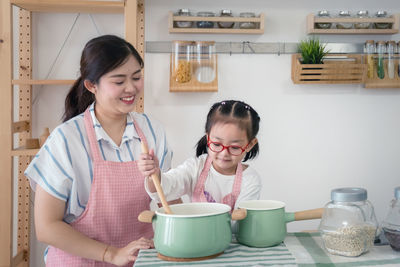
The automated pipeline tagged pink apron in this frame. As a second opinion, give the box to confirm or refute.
[192,156,242,210]
[46,109,153,267]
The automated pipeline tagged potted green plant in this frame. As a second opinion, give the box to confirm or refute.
[298,38,329,64]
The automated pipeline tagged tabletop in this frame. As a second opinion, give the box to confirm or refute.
[134,232,400,267]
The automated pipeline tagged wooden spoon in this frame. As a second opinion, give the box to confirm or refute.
[140,142,172,214]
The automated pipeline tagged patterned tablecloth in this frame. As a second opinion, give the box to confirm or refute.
[134,232,400,267]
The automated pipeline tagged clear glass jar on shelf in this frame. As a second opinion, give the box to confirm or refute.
[374,11,392,29]
[377,41,386,79]
[239,12,257,29]
[315,10,332,29]
[172,41,194,83]
[194,41,216,83]
[218,9,235,29]
[174,9,193,28]
[336,11,353,29]
[196,11,215,28]
[365,40,375,79]
[354,10,371,29]
[319,188,378,257]
[387,41,396,79]
[382,187,400,252]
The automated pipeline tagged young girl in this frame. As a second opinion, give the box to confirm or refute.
[138,100,262,212]
[24,35,172,266]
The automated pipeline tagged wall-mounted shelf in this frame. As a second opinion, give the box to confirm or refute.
[11,148,39,157]
[10,0,124,13]
[168,11,264,34]
[307,13,400,34]
[364,55,400,88]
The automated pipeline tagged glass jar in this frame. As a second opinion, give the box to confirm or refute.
[387,41,396,79]
[382,187,400,251]
[336,11,353,29]
[172,41,194,83]
[377,41,386,79]
[174,9,193,28]
[354,10,371,29]
[319,188,378,257]
[315,10,332,29]
[218,9,235,28]
[196,11,215,28]
[239,12,257,29]
[365,40,375,79]
[374,11,392,29]
[194,41,216,83]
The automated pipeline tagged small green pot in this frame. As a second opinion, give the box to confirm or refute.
[237,200,323,247]
[138,203,247,258]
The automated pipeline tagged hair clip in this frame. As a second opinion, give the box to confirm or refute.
[245,105,250,110]
[221,101,226,105]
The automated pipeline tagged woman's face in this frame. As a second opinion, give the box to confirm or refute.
[207,122,255,175]
[86,55,144,119]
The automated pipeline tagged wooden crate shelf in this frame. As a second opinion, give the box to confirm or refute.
[307,13,399,34]
[11,0,124,13]
[364,55,400,88]
[291,54,366,84]
[169,11,264,34]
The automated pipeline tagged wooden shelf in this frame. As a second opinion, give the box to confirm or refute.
[307,13,399,34]
[169,11,264,34]
[11,148,39,157]
[12,79,75,85]
[364,55,400,88]
[11,0,124,13]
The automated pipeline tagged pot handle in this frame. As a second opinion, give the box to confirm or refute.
[138,210,156,223]
[294,208,324,221]
[231,208,247,221]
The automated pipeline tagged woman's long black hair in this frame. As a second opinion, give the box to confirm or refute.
[62,35,144,122]
[196,100,260,162]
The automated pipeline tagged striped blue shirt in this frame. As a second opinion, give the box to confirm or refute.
[25,103,172,223]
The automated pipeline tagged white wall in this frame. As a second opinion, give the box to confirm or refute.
[17,0,400,266]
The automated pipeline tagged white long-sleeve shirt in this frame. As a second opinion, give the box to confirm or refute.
[146,154,262,210]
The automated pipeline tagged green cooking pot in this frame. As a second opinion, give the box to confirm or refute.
[237,200,323,247]
[138,202,247,258]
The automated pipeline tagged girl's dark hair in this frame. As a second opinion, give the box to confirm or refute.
[196,100,260,162]
[62,35,144,122]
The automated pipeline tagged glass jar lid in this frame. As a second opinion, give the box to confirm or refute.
[357,10,369,16]
[366,40,375,45]
[331,187,367,202]
[376,11,388,17]
[339,10,351,17]
[220,9,232,16]
[240,12,256,17]
[197,11,215,17]
[394,186,400,200]
[318,10,330,16]
[178,8,190,15]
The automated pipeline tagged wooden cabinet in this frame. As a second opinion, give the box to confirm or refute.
[1,1,145,266]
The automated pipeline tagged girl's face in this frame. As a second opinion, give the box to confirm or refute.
[207,122,257,175]
[85,55,143,120]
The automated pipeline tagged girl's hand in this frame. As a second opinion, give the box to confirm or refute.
[137,149,160,177]
[105,237,154,266]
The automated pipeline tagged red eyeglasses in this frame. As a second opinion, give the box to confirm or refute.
[207,136,249,156]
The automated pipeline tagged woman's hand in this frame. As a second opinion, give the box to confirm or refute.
[105,237,154,266]
[137,149,160,177]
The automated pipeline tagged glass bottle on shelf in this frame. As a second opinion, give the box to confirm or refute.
[239,12,257,29]
[336,11,353,29]
[382,187,400,251]
[387,41,395,79]
[365,40,375,79]
[218,9,235,29]
[315,10,332,29]
[172,41,194,83]
[374,11,391,29]
[194,41,216,83]
[196,11,215,28]
[174,9,193,28]
[376,41,386,79]
[354,10,370,29]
